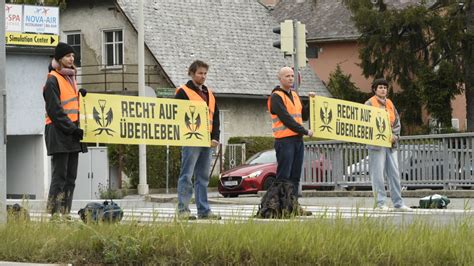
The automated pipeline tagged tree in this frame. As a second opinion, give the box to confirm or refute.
[465,0,474,131]
[344,0,467,132]
[6,0,66,8]
[327,65,370,104]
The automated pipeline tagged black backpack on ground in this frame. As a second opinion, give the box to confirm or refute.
[256,180,298,219]
[6,203,30,222]
[78,200,124,223]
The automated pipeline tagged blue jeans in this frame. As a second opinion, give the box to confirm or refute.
[177,146,212,216]
[274,138,304,197]
[369,147,404,208]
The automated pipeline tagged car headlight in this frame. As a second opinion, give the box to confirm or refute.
[242,170,262,179]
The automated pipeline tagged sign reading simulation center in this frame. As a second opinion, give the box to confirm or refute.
[5,32,58,46]
[80,93,211,147]
[310,96,392,147]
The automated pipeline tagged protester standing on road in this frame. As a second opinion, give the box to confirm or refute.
[267,66,315,216]
[43,42,88,220]
[365,78,411,211]
[175,60,221,220]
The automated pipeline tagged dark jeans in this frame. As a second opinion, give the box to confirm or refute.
[47,152,79,215]
[274,138,304,197]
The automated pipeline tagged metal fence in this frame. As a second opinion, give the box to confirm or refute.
[77,64,162,92]
[302,133,474,190]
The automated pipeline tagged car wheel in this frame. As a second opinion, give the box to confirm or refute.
[263,176,276,191]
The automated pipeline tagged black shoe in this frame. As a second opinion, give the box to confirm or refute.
[177,212,197,220]
[296,206,313,216]
[198,211,222,220]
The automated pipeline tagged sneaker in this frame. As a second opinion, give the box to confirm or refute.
[375,205,390,211]
[393,205,413,212]
[198,211,222,220]
[62,214,73,221]
[177,212,197,220]
[296,206,313,216]
[50,213,61,222]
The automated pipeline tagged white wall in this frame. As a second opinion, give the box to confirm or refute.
[7,135,45,199]
[6,54,49,135]
[5,52,50,199]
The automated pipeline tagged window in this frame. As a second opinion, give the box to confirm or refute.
[66,32,81,67]
[103,30,123,66]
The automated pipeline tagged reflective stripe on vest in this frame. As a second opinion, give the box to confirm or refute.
[267,90,303,138]
[176,84,215,132]
[45,71,79,125]
[370,96,395,126]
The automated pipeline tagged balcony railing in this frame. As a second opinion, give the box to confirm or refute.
[76,64,162,92]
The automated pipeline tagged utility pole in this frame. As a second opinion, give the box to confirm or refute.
[293,20,299,91]
[137,0,149,195]
[0,0,7,224]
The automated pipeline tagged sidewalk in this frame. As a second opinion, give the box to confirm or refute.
[147,190,474,210]
[7,190,473,212]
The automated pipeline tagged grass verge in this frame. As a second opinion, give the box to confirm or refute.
[0,216,473,265]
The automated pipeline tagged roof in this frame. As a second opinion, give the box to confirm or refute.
[271,0,426,42]
[271,0,359,42]
[116,0,330,97]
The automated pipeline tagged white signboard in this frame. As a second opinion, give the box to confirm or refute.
[23,5,59,34]
[5,4,23,32]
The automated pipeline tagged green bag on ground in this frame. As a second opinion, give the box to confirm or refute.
[419,194,450,209]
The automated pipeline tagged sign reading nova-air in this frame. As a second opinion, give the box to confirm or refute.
[80,93,210,147]
[310,96,392,147]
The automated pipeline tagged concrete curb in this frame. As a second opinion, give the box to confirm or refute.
[145,195,177,203]
[146,189,474,204]
[295,190,474,198]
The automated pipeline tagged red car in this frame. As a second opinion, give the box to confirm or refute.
[218,149,330,197]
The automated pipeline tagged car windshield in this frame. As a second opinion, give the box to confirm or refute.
[246,150,276,165]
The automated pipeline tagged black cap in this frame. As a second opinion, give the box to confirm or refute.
[54,42,76,61]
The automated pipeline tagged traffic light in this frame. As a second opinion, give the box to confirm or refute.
[273,20,293,55]
[296,22,308,67]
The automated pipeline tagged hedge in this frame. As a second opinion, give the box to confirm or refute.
[107,144,182,189]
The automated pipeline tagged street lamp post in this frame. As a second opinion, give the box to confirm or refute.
[137,0,149,195]
[0,0,7,224]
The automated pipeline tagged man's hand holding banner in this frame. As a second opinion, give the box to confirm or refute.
[79,93,210,147]
[310,96,392,148]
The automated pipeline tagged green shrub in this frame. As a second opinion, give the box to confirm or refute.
[96,183,125,199]
[209,175,220,188]
[108,144,182,189]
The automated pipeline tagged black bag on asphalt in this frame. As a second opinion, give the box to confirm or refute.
[78,200,124,223]
[418,194,450,209]
[256,180,298,219]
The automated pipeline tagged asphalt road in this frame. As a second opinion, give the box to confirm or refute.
[6,191,474,225]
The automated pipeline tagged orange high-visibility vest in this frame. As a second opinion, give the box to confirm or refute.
[176,84,216,132]
[45,71,79,125]
[267,90,303,139]
[370,96,396,126]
